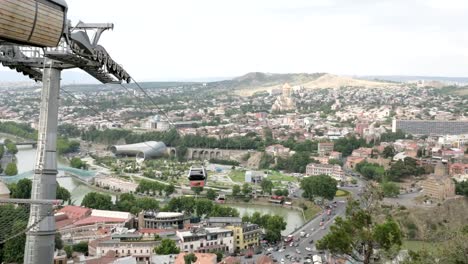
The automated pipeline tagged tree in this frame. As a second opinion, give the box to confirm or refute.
[154,238,180,255]
[381,182,400,197]
[4,163,18,176]
[165,184,175,197]
[9,178,32,198]
[455,181,468,196]
[2,221,26,263]
[232,185,241,196]
[301,175,338,201]
[260,179,273,194]
[72,241,89,255]
[241,183,252,196]
[57,185,71,203]
[184,253,198,264]
[329,159,343,166]
[192,187,203,195]
[382,145,395,158]
[274,189,289,196]
[70,157,87,169]
[206,188,217,200]
[81,192,113,210]
[317,190,403,264]
[55,233,64,250]
[64,245,73,258]
[5,141,18,154]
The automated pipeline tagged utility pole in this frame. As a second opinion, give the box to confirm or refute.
[24,60,61,264]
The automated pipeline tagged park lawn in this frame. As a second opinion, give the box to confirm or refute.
[266,170,298,182]
[403,240,440,253]
[335,189,350,197]
[228,170,246,183]
[293,199,321,221]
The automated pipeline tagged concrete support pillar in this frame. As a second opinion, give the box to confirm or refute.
[24,62,61,264]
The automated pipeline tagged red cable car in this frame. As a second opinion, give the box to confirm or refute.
[188,166,207,187]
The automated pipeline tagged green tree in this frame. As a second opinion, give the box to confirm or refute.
[165,184,176,197]
[381,182,400,197]
[70,157,87,169]
[301,175,338,201]
[5,141,18,154]
[232,185,241,196]
[241,183,252,196]
[55,233,64,250]
[9,178,32,198]
[72,241,89,255]
[2,221,26,263]
[455,181,468,196]
[154,238,180,255]
[184,253,198,264]
[328,159,343,166]
[4,163,18,176]
[57,185,71,203]
[206,188,218,200]
[192,187,203,195]
[317,199,402,264]
[260,179,274,194]
[64,245,73,258]
[382,145,395,158]
[81,192,113,210]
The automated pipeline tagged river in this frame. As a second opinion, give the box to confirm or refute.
[15,145,95,205]
[13,146,304,233]
[230,204,304,235]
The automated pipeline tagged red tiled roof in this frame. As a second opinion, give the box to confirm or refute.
[73,216,127,227]
[56,218,73,229]
[58,205,91,220]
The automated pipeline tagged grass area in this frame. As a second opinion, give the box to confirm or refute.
[403,240,441,253]
[228,170,246,183]
[293,199,321,221]
[266,170,298,182]
[335,189,350,197]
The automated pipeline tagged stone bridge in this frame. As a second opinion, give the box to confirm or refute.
[168,147,255,161]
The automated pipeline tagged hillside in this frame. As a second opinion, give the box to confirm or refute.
[212,72,399,96]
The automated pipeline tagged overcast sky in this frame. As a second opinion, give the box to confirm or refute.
[4,0,468,81]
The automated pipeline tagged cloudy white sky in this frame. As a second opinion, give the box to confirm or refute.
[5,0,468,81]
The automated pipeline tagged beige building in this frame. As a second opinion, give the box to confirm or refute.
[271,83,296,112]
[138,211,187,230]
[94,175,138,193]
[177,227,234,254]
[318,142,334,156]
[421,162,456,200]
[306,163,345,181]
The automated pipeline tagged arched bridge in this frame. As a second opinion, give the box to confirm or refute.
[186,148,255,161]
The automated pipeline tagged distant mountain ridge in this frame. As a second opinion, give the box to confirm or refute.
[213,72,399,96]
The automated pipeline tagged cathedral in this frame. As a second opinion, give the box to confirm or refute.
[271,83,296,112]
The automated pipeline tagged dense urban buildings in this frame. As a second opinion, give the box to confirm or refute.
[393,119,468,135]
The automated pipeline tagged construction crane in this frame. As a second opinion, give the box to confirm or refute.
[0,1,130,263]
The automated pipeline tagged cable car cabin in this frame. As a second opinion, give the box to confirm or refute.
[188,166,207,187]
[0,0,67,47]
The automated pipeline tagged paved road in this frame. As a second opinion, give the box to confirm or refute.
[265,198,347,263]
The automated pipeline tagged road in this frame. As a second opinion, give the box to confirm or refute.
[266,197,347,263]
[264,179,364,263]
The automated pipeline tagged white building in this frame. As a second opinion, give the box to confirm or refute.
[94,175,138,193]
[305,164,345,181]
[177,227,234,254]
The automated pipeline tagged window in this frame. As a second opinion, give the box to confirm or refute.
[185,245,188,249]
